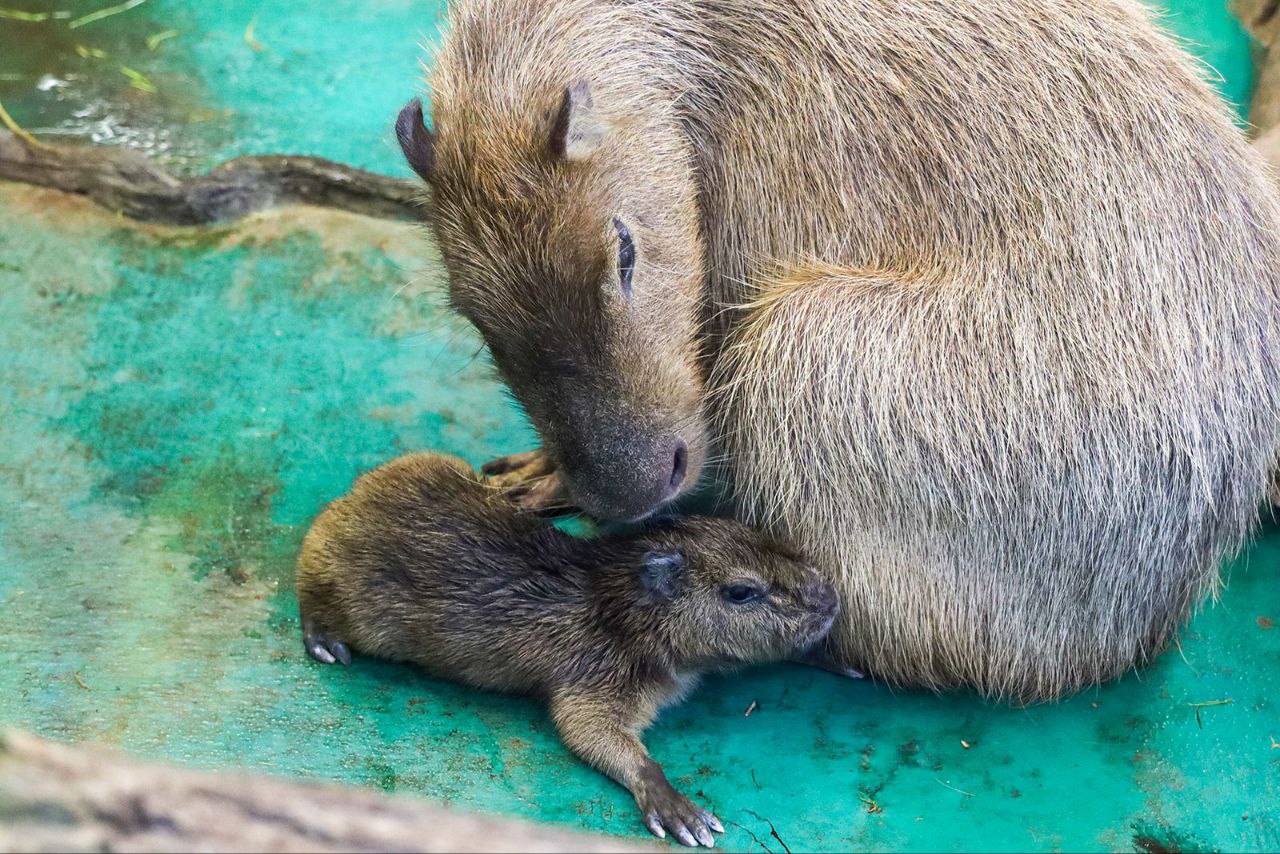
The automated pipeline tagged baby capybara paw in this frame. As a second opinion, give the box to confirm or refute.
[481,448,574,515]
[481,449,552,479]
[635,778,723,847]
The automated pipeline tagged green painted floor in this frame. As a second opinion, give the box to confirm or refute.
[1,2,1278,852]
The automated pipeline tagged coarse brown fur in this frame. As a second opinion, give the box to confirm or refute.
[400,0,1280,702]
[296,452,837,846]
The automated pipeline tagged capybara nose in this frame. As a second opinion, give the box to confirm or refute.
[669,440,689,492]
[564,433,694,521]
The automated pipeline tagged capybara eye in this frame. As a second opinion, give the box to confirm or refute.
[721,583,765,605]
[613,217,635,301]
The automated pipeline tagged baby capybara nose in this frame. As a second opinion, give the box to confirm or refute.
[802,581,840,620]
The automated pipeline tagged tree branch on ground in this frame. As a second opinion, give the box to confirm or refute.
[0,130,430,226]
[0,730,646,853]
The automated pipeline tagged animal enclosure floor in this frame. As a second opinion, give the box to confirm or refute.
[0,2,1277,852]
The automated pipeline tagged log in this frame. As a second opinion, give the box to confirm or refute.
[0,131,429,226]
[1232,0,1280,135]
[1233,0,1280,46]
[0,730,647,853]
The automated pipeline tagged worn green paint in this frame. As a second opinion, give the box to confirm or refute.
[0,2,1277,852]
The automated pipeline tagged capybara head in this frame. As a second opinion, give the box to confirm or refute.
[397,47,708,521]
[620,517,839,667]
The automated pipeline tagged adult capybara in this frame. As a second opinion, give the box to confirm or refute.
[394,0,1280,701]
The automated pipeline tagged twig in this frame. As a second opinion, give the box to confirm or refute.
[858,791,884,814]
[146,29,178,50]
[244,16,265,52]
[72,673,90,690]
[0,8,50,21]
[744,810,792,854]
[726,820,774,854]
[1189,698,1233,728]
[0,130,428,224]
[0,100,51,151]
[69,0,149,30]
[750,769,762,790]
[119,66,156,94]
[935,778,974,797]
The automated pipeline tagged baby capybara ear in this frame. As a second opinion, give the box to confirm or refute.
[396,99,436,181]
[549,80,605,160]
[639,549,685,600]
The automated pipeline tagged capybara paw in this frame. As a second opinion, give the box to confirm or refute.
[508,470,574,515]
[637,783,722,847]
[304,632,351,666]
[481,449,575,515]
[481,449,554,481]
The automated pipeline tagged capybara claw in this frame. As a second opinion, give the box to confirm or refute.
[304,632,351,666]
[638,783,721,847]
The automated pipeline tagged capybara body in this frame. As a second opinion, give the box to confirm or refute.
[398,0,1280,701]
[296,453,837,845]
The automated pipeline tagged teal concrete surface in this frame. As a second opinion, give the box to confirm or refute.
[1,2,1278,852]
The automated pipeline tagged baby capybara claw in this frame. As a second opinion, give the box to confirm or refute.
[481,450,576,516]
[639,782,721,847]
[481,449,553,481]
[304,632,351,666]
[507,471,575,516]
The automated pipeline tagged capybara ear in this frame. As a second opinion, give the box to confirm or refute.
[550,80,605,160]
[396,99,436,181]
[639,549,685,600]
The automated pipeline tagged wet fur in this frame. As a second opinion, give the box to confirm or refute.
[416,0,1280,701]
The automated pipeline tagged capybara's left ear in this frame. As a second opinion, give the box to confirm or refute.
[639,549,685,600]
[396,98,436,181]
[550,80,605,160]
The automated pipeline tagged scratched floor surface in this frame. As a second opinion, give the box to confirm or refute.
[0,2,1277,851]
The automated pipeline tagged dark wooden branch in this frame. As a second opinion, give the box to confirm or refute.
[1233,0,1280,44]
[0,730,647,853]
[0,130,429,225]
[1232,1,1280,136]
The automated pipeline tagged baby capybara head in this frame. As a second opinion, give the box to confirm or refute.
[619,518,840,667]
[397,61,708,521]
